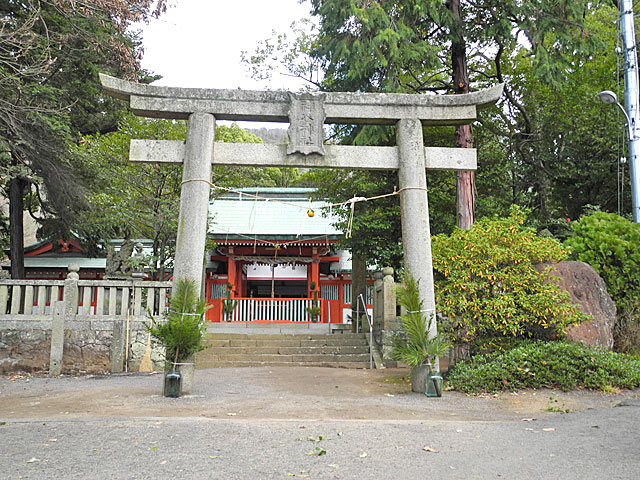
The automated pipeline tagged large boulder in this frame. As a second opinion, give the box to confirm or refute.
[536,261,616,349]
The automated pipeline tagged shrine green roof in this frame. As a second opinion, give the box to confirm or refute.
[208,188,343,239]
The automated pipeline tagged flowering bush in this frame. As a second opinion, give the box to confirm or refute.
[432,207,588,345]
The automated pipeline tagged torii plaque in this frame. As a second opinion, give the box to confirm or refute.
[100,74,503,343]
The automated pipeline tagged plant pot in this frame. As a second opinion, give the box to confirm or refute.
[163,370,182,398]
[175,358,195,395]
[426,372,443,398]
[410,364,431,393]
[411,364,443,396]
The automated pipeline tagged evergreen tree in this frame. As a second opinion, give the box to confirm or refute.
[0,0,167,277]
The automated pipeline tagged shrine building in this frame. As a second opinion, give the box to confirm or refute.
[205,187,371,324]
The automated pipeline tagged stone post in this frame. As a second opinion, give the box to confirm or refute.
[49,302,64,376]
[50,264,79,376]
[173,112,215,290]
[372,271,384,340]
[396,119,438,351]
[111,317,125,373]
[380,267,398,365]
[63,264,79,319]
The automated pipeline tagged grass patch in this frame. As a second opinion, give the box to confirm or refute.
[446,340,640,394]
[545,396,572,413]
[381,374,411,385]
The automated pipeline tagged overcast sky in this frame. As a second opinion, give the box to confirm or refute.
[139,0,313,92]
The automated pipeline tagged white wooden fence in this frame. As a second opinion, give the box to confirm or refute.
[0,279,171,320]
[224,298,315,322]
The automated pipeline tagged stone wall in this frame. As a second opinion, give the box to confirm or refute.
[0,330,50,373]
[0,321,165,374]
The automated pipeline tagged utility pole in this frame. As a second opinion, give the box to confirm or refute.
[620,0,640,222]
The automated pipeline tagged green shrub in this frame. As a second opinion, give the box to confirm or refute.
[564,211,640,312]
[147,278,209,367]
[446,340,640,393]
[391,273,451,369]
[432,207,588,345]
[614,299,640,356]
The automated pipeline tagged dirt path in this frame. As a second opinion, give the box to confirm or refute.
[1,367,637,421]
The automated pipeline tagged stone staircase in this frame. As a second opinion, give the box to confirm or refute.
[196,324,371,369]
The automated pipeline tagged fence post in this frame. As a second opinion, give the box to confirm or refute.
[379,267,398,364]
[49,301,64,376]
[111,286,127,373]
[373,271,384,340]
[63,264,80,319]
[49,264,79,375]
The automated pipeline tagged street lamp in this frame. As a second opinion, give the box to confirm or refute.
[599,89,640,222]
[598,91,633,140]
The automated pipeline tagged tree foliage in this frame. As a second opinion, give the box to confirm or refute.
[247,1,621,243]
[432,207,589,345]
[564,211,640,312]
[73,114,184,276]
[0,0,168,277]
[75,115,298,277]
[475,4,623,227]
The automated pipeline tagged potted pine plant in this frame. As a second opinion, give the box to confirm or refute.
[221,282,238,322]
[392,273,450,395]
[307,281,321,322]
[147,278,209,397]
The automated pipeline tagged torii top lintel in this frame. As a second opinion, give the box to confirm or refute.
[100,74,503,126]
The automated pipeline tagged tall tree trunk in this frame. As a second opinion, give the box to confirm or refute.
[9,177,26,279]
[448,0,473,364]
[450,0,475,230]
[350,253,367,333]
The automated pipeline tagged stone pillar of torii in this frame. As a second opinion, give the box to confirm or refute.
[100,74,503,341]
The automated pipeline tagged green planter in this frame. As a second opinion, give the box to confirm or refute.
[426,372,443,398]
[163,370,182,398]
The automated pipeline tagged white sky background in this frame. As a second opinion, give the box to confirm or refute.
[138,0,314,92]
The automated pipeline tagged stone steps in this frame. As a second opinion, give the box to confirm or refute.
[204,345,370,355]
[196,331,371,369]
[197,360,370,369]
[205,337,369,348]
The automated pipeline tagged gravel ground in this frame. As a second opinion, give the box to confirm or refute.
[1,367,639,479]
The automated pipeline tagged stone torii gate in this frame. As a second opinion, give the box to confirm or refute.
[100,74,502,340]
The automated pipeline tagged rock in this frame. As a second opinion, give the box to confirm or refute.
[536,261,616,349]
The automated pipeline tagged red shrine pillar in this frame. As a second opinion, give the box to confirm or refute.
[235,261,245,297]
[308,248,320,298]
[227,248,236,297]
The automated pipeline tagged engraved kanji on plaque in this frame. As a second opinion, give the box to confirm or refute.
[287,92,326,156]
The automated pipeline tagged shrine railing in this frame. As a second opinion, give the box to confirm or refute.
[0,279,171,320]
[219,298,321,323]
